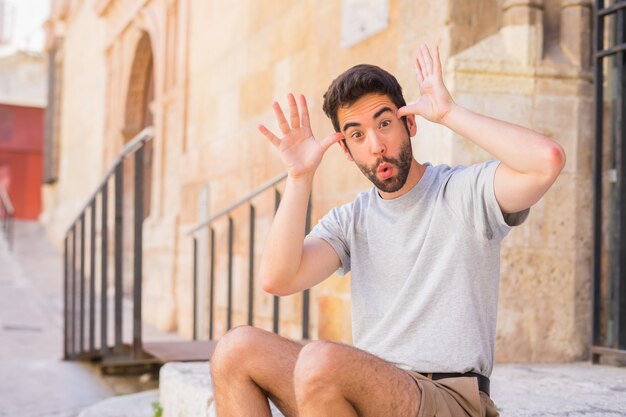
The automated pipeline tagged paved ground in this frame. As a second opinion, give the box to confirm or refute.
[491,363,626,416]
[0,221,114,417]
[1,220,626,416]
[0,221,161,417]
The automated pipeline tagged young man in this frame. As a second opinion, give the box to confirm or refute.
[210,45,565,417]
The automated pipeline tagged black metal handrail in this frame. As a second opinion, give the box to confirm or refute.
[189,172,312,341]
[63,127,153,362]
[0,185,14,251]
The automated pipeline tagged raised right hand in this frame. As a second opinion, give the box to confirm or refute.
[258,93,343,179]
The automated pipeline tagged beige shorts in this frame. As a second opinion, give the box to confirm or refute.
[406,371,499,417]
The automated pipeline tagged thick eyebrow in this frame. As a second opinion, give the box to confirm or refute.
[342,121,361,131]
[373,106,393,120]
[341,106,394,132]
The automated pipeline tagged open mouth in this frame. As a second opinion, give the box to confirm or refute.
[377,163,393,180]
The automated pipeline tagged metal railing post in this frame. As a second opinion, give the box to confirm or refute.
[209,228,215,340]
[193,237,198,340]
[114,163,124,352]
[79,213,86,354]
[248,204,255,326]
[89,200,96,352]
[303,195,312,340]
[273,189,281,335]
[0,186,14,251]
[132,145,144,359]
[227,216,234,331]
[63,235,69,359]
[100,183,109,357]
[71,224,77,357]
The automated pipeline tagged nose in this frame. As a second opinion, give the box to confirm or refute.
[368,130,386,155]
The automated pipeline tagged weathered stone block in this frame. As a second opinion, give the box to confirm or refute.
[502,0,544,65]
[497,248,580,362]
[502,0,544,26]
[529,173,576,250]
[160,362,213,417]
[560,0,592,70]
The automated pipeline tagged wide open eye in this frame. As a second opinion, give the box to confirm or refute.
[350,130,364,140]
[379,119,392,129]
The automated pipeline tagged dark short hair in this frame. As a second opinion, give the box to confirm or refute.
[322,64,407,132]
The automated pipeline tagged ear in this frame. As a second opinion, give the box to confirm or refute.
[406,114,417,137]
[338,138,354,162]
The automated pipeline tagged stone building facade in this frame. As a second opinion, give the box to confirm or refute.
[43,0,595,363]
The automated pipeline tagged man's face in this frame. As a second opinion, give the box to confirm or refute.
[337,93,416,194]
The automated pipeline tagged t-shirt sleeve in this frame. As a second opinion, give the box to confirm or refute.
[443,160,529,241]
[307,203,352,276]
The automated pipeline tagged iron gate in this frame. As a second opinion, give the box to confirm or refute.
[592,0,626,362]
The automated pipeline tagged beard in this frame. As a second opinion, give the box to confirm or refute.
[355,138,413,193]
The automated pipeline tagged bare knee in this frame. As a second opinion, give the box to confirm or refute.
[210,325,264,379]
[294,341,345,402]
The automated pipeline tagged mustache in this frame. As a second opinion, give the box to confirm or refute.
[371,155,400,171]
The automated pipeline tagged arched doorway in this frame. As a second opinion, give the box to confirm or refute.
[125,31,154,219]
[121,31,155,295]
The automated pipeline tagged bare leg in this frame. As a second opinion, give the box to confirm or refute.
[212,328,422,417]
[210,326,303,417]
[294,341,421,417]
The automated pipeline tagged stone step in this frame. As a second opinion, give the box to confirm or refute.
[159,362,285,417]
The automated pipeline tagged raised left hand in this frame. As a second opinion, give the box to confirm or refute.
[397,44,455,124]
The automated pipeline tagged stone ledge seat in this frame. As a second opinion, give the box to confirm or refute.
[160,362,285,417]
[75,362,626,416]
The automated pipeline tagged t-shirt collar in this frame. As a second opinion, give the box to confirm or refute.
[374,163,433,206]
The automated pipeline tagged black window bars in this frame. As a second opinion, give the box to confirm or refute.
[592,0,626,362]
[188,173,311,343]
[0,185,14,251]
[63,128,153,362]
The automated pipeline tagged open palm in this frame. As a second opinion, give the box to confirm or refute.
[397,44,455,124]
[259,94,341,178]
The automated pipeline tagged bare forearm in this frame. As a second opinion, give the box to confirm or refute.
[259,174,313,293]
[442,104,565,177]
[399,44,565,213]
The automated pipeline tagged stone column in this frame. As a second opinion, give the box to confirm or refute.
[502,0,545,66]
[560,0,592,70]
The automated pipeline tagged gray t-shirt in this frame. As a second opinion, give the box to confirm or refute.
[308,160,528,377]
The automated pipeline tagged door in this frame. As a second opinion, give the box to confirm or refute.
[592,0,626,363]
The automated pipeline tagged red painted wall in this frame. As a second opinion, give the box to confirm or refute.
[0,104,44,220]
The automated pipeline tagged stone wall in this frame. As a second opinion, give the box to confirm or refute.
[41,1,107,244]
[445,0,593,361]
[42,0,594,362]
